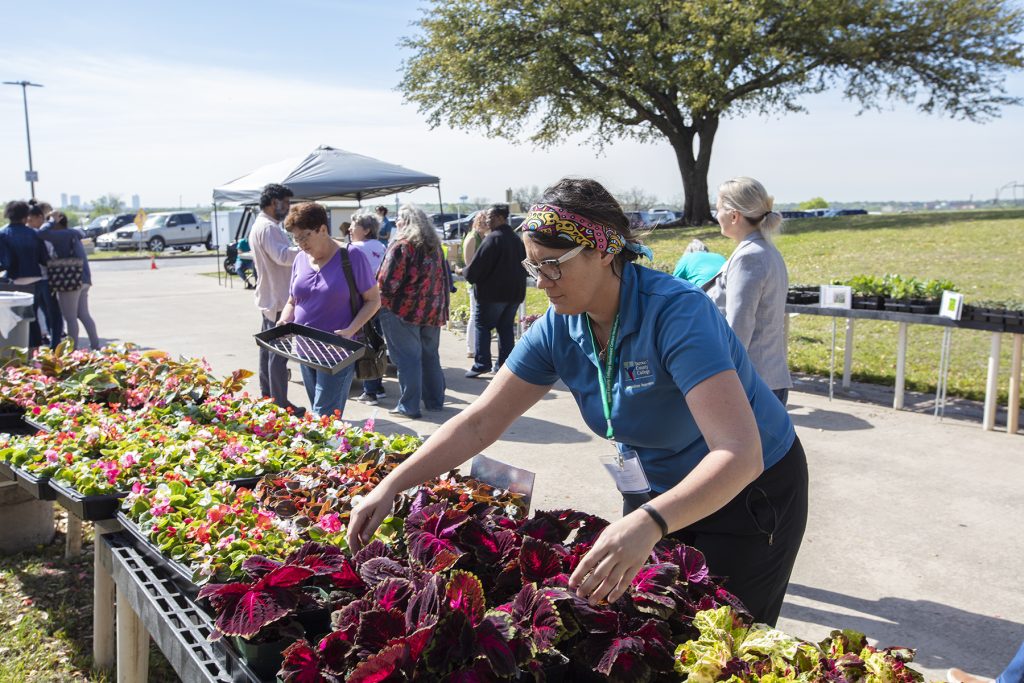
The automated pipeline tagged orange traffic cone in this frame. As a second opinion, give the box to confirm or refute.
[150,256,158,270]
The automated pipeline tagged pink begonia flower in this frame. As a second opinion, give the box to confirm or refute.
[363,418,375,432]
[216,534,236,550]
[120,452,138,468]
[151,498,172,517]
[131,481,148,495]
[317,513,342,534]
[338,437,350,453]
[45,449,59,464]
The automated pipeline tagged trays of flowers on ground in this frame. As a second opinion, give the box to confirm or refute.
[254,322,366,375]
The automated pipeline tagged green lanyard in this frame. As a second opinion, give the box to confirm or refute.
[586,314,620,440]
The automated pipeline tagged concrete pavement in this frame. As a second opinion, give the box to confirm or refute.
[88,259,1024,681]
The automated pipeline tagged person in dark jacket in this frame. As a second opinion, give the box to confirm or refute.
[463,203,527,378]
[0,200,50,348]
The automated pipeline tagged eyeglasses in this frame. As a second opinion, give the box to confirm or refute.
[293,230,317,245]
[521,244,586,281]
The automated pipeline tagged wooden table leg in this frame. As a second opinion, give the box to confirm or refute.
[843,318,855,389]
[65,512,82,559]
[894,322,909,410]
[93,523,116,672]
[983,332,1002,431]
[1008,334,1022,435]
[116,586,150,683]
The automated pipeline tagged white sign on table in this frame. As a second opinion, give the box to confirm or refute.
[819,285,853,310]
[940,290,964,321]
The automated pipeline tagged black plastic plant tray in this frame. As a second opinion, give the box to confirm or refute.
[50,480,127,521]
[13,465,56,500]
[116,512,201,597]
[0,411,34,436]
[22,415,52,433]
[103,533,262,683]
[254,322,365,375]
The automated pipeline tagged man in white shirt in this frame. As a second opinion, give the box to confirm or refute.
[249,183,300,411]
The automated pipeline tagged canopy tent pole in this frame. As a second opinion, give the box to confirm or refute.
[212,195,222,287]
[436,184,444,215]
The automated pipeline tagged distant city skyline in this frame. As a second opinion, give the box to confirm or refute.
[2,1,1022,209]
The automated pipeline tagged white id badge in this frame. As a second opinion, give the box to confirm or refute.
[599,448,651,494]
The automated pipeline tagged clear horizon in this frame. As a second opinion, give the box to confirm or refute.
[2,1,1022,209]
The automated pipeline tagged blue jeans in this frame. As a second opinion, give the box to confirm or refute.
[999,640,1024,683]
[471,301,518,373]
[772,388,789,407]
[379,309,445,417]
[299,363,355,418]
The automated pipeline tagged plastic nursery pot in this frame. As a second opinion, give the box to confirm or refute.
[883,298,911,313]
[231,635,290,681]
[852,295,883,310]
[908,298,940,315]
[295,606,332,640]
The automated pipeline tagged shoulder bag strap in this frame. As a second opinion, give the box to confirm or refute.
[338,247,384,349]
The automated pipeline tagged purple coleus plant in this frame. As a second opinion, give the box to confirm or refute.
[199,542,364,641]
[272,494,747,682]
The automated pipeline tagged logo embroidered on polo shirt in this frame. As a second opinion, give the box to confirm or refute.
[623,360,652,382]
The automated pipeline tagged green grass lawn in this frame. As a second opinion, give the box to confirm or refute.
[458,209,1024,403]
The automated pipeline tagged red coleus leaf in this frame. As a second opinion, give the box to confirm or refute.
[571,597,620,634]
[476,612,518,678]
[353,539,394,568]
[279,639,336,683]
[447,659,505,683]
[405,574,445,630]
[629,562,682,618]
[198,566,314,638]
[518,537,563,584]
[345,642,407,683]
[445,571,485,624]
[632,619,676,672]
[458,519,501,564]
[406,507,469,569]
[493,530,521,563]
[355,608,407,657]
[517,511,570,543]
[286,542,347,576]
[317,630,353,676]
[422,610,476,673]
[507,584,562,653]
[329,557,365,591]
[656,543,709,584]
[359,557,408,588]
[241,554,282,579]
[373,578,415,613]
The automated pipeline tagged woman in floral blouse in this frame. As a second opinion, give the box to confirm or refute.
[376,204,450,419]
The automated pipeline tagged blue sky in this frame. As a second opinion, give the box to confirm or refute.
[2,0,1022,208]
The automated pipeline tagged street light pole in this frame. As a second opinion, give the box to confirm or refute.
[3,80,43,199]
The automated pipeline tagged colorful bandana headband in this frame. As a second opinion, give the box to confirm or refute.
[521,204,653,260]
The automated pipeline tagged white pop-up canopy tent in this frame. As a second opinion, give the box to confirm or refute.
[212,145,441,205]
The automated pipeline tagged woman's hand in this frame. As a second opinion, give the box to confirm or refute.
[346,480,399,552]
[335,325,359,339]
[568,510,663,606]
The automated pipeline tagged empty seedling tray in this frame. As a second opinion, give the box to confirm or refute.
[254,323,365,375]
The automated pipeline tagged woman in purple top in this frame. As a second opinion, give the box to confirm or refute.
[348,212,389,406]
[280,202,380,418]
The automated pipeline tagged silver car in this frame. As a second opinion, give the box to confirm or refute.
[97,212,213,252]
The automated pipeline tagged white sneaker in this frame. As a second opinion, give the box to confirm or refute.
[356,392,379,406]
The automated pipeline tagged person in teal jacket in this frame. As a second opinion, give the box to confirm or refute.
[348,178,808,627]
[673,238,726,287]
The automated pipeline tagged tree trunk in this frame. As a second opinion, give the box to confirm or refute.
[670,113,720,225]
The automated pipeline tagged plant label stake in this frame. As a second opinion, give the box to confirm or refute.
[934,292,962,420]
[470,454,536,512]
[820,285,851,401]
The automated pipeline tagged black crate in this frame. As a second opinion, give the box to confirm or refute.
[103,533,262,682]
[22,415,52,433]
[254,322,365,375]
[50,480,127,521]
[117,513,200,598]
[13,466,56,500]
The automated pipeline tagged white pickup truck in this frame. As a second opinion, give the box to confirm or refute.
[96,211,213,252]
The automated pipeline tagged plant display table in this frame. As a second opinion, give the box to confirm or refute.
[787,304,1023,433]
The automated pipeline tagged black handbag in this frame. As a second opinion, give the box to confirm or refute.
[48,257,84,292]
[339,248,387,381]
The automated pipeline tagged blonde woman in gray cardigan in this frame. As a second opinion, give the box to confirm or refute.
[708,177,793,405]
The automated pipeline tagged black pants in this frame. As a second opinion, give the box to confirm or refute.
[624,437,808,626]
[471,301,518,373]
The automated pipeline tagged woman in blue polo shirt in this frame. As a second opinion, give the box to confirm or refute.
[348,178,808,626]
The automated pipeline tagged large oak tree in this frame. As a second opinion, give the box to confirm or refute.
[399,0,1023,223]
